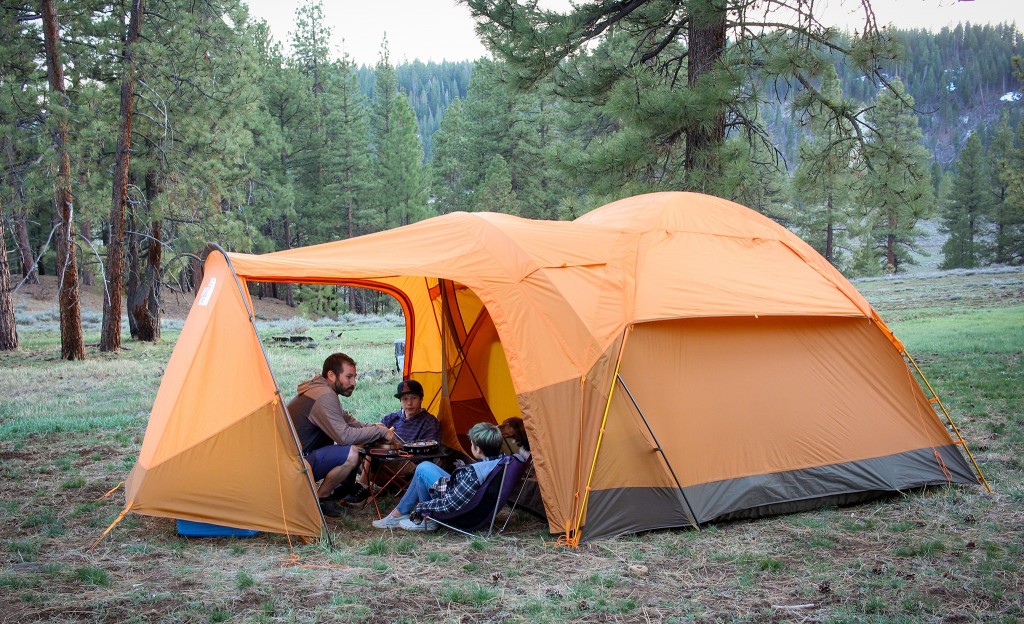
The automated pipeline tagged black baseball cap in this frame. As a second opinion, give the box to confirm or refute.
[394,379,424,398]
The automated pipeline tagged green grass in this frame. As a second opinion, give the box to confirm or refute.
[74,566,111,586]
[438,583,499,606]
[61,476,86,489]
[8,539,41,562]
[360,536,390,556]
[264,324,405,421]
[893,539,946,557]
[235,569,256,589]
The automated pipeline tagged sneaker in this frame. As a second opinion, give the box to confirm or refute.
[399,517,438,532]
[319,499,347,518]
[372,513,408,529]
[342,485,370,505]
[326,481,356,501]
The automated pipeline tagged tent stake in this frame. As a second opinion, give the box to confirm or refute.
[208,243,334,548]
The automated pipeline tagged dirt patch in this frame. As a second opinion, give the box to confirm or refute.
[11,274,299,321]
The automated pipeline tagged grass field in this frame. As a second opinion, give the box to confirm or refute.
[1,267,1022,623]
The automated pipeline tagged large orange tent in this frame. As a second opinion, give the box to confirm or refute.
[117,192,983,544]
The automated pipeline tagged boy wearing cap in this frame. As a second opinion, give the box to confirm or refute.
[343,379,440,504]
[381,380,441,443]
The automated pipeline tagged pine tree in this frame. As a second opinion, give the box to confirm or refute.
[858,78,934,274]
[100,0,144,352]
[41,0,85,360]
[792,66,859,267]
[0,187,18,350]
[325,54,373,239]
[718,136,787,221]
[368,42,429,231]
[994,118,1024,264]
[1,2,47,286]
[460,59,556,217]
[475,155,517,214]
[124,0,272,334]
[386,93,430,227]
[287,0,335,245]
[259,33,306,255]
[463,0,899,189]
[430,98,473,214]
[989,113,1023,264]
[940,133,990,268]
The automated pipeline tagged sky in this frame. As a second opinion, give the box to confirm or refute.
[241,0,1024,66]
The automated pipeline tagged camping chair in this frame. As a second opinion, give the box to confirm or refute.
[426,454,530,537]
[499,456,540,532]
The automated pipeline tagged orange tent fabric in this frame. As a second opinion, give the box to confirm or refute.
[122,192,979,541]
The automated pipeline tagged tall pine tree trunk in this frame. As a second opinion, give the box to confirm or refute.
[2,139,38,284]
[126,208,141,338]
[128,171,161,342]
[282,216,294,306]
[13,209,37,283]
[886,227,897,272]
[101,0,144,352]
[190,254,203,295]
[0,193,19,350]
[79,219,92,286]
[684,0,727,176]
[825,194,835,264]
[41,0,85,360]
[347,193,358,311]
[127,219,161,341]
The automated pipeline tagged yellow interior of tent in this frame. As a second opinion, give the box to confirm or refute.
[247,275,521,454]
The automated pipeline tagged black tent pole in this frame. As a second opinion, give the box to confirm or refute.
[616,374,700,531]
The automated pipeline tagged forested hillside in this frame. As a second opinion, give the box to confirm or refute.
[829,23,1021,165]
[356,61,472,160]
[2,0,1023,356]
[369,24,1023,174]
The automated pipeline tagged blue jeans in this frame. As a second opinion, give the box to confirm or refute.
[396,462,449,515]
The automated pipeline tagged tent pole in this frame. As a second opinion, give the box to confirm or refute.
[207,244,334,548]
[617,374,700,530]
[570,327,631,547]
[440,280,452,433]
[905,352,992,493]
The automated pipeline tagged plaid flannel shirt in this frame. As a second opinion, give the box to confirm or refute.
[414,455,502,519]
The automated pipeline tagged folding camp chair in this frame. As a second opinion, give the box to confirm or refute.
[499,456,539,532]
[426,454,530,537]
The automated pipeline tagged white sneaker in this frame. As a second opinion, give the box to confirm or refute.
[399,517,438,532]
[372,513,408,529]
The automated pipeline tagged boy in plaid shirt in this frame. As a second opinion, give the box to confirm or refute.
[372,422,504,531]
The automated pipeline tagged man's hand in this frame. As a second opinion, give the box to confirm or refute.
[384,427,397,442]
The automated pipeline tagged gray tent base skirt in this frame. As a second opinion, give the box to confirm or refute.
[581,444,978,542]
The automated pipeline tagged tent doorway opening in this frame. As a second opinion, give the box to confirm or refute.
[249,279,521,455]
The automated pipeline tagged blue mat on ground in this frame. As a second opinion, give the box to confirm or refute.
[176,519,259,538]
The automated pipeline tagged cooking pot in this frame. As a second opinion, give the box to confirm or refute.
[403,439,440,455]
